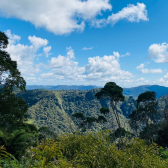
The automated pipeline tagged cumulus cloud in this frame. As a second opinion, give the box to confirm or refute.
[41,48,134,82]
[136,63,145,69]
[84,55,134,81]
[107,2,148,25]
[28,35,48,48]
[43,47,85,80]
[4,30,49,77]
[43,46,52,57]
[148,42,168,63]
[136,63,163,74]
[158,73,168,82]
[82,47,93,50]
[5,29,21,44]
[0,0,112,35]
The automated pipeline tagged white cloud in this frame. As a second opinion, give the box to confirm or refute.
[0,0,112,35]
[28,35,48,48]
[158,73,168,82]
[141,68,163,74]
[5,29,21,44]
[26,77,37,80]
[136,63,163,74]
[136,63,145,69]
[113,51,130,60]
[84,54,134,81]
[41,49,134,82]
[154,73,168,86]
[43,46,52,57]
[121,52,130,57]
[0,1,149,35]
[107,2,148,25]
[90,18,107,28]
[4,30,46,77]
[113,51,120,59]
[148,42,168,63]
[43,47,85,80]
[82,47,93,50]
[136,78,145,81]
[66,47,75,59]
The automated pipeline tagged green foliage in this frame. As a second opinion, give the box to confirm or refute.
[0,128,38,160]
[0,31,26,92]
[71,112,99,133]
[30,139,65,167]
[0,145,12,160]
[108,128,135,144]
[137,91,156,104]
[38,126,58,142]
[95,82,125,102]
[100,107,109,115]
[129,91,159,139]
[0,91,28,127]
[16,88,132,135]
[71,112,85,120]
[56,130,168,168]
[95,82,126,149]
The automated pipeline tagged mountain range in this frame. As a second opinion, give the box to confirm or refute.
[26,84,168,99]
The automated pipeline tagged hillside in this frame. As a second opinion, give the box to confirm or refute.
[16,89,136,135]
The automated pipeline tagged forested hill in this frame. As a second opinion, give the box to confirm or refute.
[16,89,136,135]
[25,84,168,99]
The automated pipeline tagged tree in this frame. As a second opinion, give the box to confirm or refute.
[95,82,125,140]
[0,31,26,91]
[0,91,28,128]
[38,126,58,142]
[136,91,158,127]
[71,112,99,133]
[0,128,38,160]
[129,91,159,143]
[0,31,28,128]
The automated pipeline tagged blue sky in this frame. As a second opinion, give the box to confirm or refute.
[0,0,168,88]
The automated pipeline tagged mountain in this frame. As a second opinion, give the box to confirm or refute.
[16,89,136,135]
[26,85,98,90]
[123,85,168,99]
[25,85,168,99]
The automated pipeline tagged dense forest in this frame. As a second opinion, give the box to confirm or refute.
[1,30,168,167]
[15,89,136,135]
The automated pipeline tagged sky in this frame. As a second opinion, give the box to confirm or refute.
[0,0,168,88]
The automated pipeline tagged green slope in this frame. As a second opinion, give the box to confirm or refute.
[17,89,136,135]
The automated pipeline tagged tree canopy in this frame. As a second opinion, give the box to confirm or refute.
[0,31,26,92]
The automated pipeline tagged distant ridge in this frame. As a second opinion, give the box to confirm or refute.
[123,85,168,99]
[7,84,168,99]
[26,85,98,91]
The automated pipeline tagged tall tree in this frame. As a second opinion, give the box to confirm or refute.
[129,91,159,142]
[95,82,125,142]
[136,91,158,127]
[0,31,28,127]
[0,31,26,92]
[71,112,99,133]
